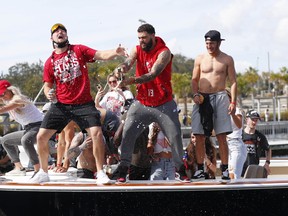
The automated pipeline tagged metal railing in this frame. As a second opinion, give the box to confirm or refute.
[0,113,22,135]
[254,121,288,139]
[181,121,288,139]
[0,102,46,135]
[1,110,288,140]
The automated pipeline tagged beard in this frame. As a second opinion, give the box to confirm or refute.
[53,39,69,48]
[141,38,153,51]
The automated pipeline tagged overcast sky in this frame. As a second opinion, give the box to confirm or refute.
[1,0,287,74]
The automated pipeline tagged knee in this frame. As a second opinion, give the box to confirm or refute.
[21,137,35,147]
[1,139,7,147]
[36,134,49,149]
[90,129,104,143]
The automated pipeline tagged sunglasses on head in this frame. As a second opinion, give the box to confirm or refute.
[51,23,67,35]
[108,80,117,84]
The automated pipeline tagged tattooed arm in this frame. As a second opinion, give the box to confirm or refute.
[116,47,172,86]
[115,47,137,74]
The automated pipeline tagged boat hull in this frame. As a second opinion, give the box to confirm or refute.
[1,176,288,215]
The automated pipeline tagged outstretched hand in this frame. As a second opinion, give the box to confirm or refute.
[116,44,129,57]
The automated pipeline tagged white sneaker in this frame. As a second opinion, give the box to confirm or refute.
[96,170,112,185]
[29,169,50,183]
[191,170,205,182]
[5,168,26,176]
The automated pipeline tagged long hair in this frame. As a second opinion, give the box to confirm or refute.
[205,137,217,179]
[205,137,216,163]
[185,136,197,173]
[3,86,31,114]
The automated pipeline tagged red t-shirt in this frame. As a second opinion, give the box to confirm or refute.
[135,37,173,106]
[43,44,96,104]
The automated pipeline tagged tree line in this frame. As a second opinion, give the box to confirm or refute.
[1,54,287,107]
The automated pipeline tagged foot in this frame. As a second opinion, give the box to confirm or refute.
[221,169,231,183]
[29,169,50,183]
[114,165,129,184]
[5,168,26,176]
[191,170,205,182]
[176,165,190,183]
[96,170,112,185]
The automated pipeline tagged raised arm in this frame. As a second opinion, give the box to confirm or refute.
[0,102,22,114]
[94,45,126,60]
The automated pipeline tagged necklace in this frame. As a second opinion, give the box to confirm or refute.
[50,45,72,74]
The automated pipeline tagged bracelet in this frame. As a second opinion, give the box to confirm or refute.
[230,101,236,105]
[265,160,270,164]
[193,93,200,98]
[57,164,62,167]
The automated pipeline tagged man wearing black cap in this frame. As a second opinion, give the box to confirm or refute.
[241,110,271,177]
[191,30,237,182]
[30,23,126,184]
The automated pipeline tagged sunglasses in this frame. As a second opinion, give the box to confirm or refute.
[108,80,117,84]
[51,23,67,34]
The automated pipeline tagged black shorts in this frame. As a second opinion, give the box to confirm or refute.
[41,101,101,133]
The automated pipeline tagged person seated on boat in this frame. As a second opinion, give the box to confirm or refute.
[111,112,151,181]
[147,122,175,181]
[0,143,14,174]
[66,132,96,178]
[100,108,121,166]
[66,108,120,178]
[42,102,76,172]
[241,110,271,177]
[183,133,217,180]
[95,73,134,120]
[53,121,78,173]
[0,80,43,176]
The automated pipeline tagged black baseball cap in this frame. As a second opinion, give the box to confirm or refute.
[204,30,225,41]
[246,110,261,120]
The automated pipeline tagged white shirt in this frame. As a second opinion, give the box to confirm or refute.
[227,107,243,139]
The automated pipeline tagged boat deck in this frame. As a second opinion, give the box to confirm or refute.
[0,168,288,192]
[0,168,288,216]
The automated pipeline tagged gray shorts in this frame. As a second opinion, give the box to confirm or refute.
[191,91,232,135]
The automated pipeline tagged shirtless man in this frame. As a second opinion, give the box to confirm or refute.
[191,30,237,182]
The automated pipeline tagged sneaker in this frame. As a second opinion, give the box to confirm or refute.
[176,165,190,183]
[96,170,112,185]
[191,170,205,182]
[29,169,50,183]
[5,168,26,176]
[221,169,231,182]
[30,171,38,179]
[114,165,129,184]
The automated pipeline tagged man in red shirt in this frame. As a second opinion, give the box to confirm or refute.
[112,23,184,183]
[30,23,126,184]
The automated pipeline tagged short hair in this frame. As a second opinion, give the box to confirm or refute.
[137,24,155,34]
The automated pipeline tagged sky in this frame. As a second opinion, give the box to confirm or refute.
[1,0,288,74]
